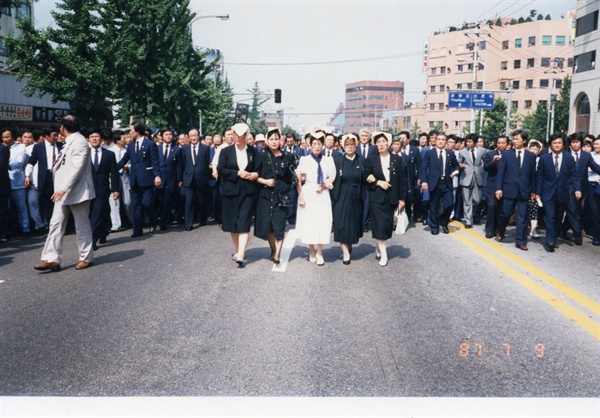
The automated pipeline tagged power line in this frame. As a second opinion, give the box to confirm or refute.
[471,0,506,22]
[227,52,421,66]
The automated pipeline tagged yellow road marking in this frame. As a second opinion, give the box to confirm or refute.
[452,222,600,317]
[449,225,600,340]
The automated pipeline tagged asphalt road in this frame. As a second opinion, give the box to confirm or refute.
[1,219,599,399]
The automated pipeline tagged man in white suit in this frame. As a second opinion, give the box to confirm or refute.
[458,134,486,228]
[35,115,96,272]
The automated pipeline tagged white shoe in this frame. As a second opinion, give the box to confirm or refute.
[316,254,325,266]
[379,256,388,267]
[375,251,381,260]
[309,256,317,263]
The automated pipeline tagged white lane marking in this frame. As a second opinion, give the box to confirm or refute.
[0,280,5,284]
[272,228,298,273]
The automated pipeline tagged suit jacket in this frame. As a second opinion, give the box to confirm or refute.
[180,143,211,189]
[331,154,367,202]
[357,143,377,159]
[458,146,486,187]
[91,148,120,200]
[53,132,96,205]
[364,153,404,205]
[495,148,537,200]
[402,145,421,189]
[536,152,580,203]
[570,151,600,197]
[483,149,503,195]
[26,141,63,190]
[419,147,459,192]
[321,148,342,158]
[284,145,305,158]
[118,137,160,188]
[157,143,181,189]
[0,143,10,195]
[217,144,259,197]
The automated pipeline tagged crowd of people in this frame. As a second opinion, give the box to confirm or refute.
[1,115,599,271]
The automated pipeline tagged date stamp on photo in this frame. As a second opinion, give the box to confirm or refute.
[459,342,546,358]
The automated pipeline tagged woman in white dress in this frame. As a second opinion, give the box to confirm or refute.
[295,130,336,266]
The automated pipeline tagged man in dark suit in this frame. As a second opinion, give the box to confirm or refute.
[24,127,64,228]
[495,129,537,251]
[321,133,342,158]
[156,128,181,231]
[118,121,161,237]
[419,133,460,235]
[535,134,581,252]
[88,128,120,250]
[483,135,508,238]
[560,134,600,245]
[399,130,420,222]
[179,128,211,231]
[357,129,377,231]
[0,141,10,243]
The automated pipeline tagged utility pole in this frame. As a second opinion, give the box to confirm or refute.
[464,28,489,133]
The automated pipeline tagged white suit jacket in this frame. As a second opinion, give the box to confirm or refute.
[53,132,96,205]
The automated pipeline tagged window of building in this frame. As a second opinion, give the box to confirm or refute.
[574,51,596,73]
[515,38,522,48]
[528,36,536,47]
[454,121,460,128]
[525,100,532,109]
[502,40,509,50]
[554,58,565,69]
[541,57,550,67]
[456,83,463,90]
[575,10,599,37]
[440,67,446,74]
[439,85,445,92]
[512,80,520,90]
[438,103,444,110]
[0,39,9,57]
[457,64,463,72]
[527,58,535,68]
[512,101,518,109]
[467,83,473,90]
[499,81,507,90]
[525,79,533,89]
[568,58,574,67]
[16,4,31,19]
[1,6,11,16]
[431,67,437,75]
[501,61,508,70]
[430,86,436,93]
[479,41,486,50]
[514,60,521,69]
[555,79,563,89]
[476,81,483,90]
[430,103,435,110]
[555,36,566,46]
[540,79,549,88]
[467,63,473,71]
[542,35,552,45]
[429,121,435,129]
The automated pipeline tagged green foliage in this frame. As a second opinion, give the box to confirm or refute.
[248,82,268,133]
[529,9,537,19]
[518,17,525,24]
[510,19,517,25]
[521,103,549,140]
[495,18,502,26]
[537,14,544,20]
[554,76,571,134]
[409,120,420,140]
[201,73,234,135]
[545,14,551,20]
[482,98,519,140]
[282,125,299,138]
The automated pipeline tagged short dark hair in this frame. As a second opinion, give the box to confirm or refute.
[131,121,146,135]
[61,115,81,133]
[2,128,18,139]
[568,133,583,146]
[398,130,410,139]
[549,133,564,145]
[512,129,528,141]
[418,132,428,139]
[428,130,438,136]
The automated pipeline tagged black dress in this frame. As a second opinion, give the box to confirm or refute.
[332,155,365,244]
[254,150,295,241]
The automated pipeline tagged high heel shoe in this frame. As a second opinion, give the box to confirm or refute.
[342,258,351,265]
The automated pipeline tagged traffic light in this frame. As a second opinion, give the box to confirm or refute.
[274,89,282,104]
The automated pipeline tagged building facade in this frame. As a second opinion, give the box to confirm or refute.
[404,16,575,138]
[343,80,404,133]
[569,0,599,135]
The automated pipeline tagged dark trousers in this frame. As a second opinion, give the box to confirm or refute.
[0,192,9,238]
[130,185,156,235]
[485,193,501,235]
[363,189,371,230]
[498,197,528,246]
[89,196,110,241]
[543,198,567,246]
[211,180,223,224]
[156,187,176,228]
[561,192,582,241]
[428,181,453,231]
[589,185,600,241]
[184,183,208,228]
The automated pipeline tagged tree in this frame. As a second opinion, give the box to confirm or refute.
[529,9,537,19]
[201,72,234,135]
[495,18,502,26]
[545,14,551,20]
[410,120,420,140]
[537,14,544,20]
[518,16,525,24]
[482,98,519,140]
[6,0,113,124]
[247,82,268,134]
[521,103,549,140]
[553,76,571,134]
[282,125,299,138]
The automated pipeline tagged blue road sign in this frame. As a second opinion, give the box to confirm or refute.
[471,93,495,109]
[447,92,495,109]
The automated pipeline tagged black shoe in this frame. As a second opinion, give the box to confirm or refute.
[99,237,107,244]
[592,240,600,246]
[160,226,167,231]
[150,226,157,233]
[431,230,439,235]
[574,239,582,246]
[544,243,555,253]
[465,224,473,229]
[131,232,142,238]
[92,240,98,251]
[442,226,449,234]
[235,259,246,268]
[185,226,193,231]
[485,232,493,239]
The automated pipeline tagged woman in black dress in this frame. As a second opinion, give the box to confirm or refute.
[255,127,296,264]
[217,123,259,267]
[332,133,366,265]
[364,131,405,267]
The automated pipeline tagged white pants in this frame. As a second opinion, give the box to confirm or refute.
[109,178,121,231]
[41,200,93,264]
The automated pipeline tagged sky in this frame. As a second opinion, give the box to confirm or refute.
[33,0,577,132]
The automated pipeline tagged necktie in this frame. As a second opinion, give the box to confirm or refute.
[192,145,197,165]
[575,152,579,167]
[327,150,330,157]
[94,149,99,171]
[439,150,444,171]
[135,140,140,155]
[554,154,559,176]
[517,150,522,168]
[164,144,168,160]
[51,145,56,166]
[471,149,476,164]
[363,145,367,156]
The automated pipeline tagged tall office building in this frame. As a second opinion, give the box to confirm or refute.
[343,80,404,133]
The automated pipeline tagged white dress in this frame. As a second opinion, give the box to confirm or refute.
[296,154,337,244]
